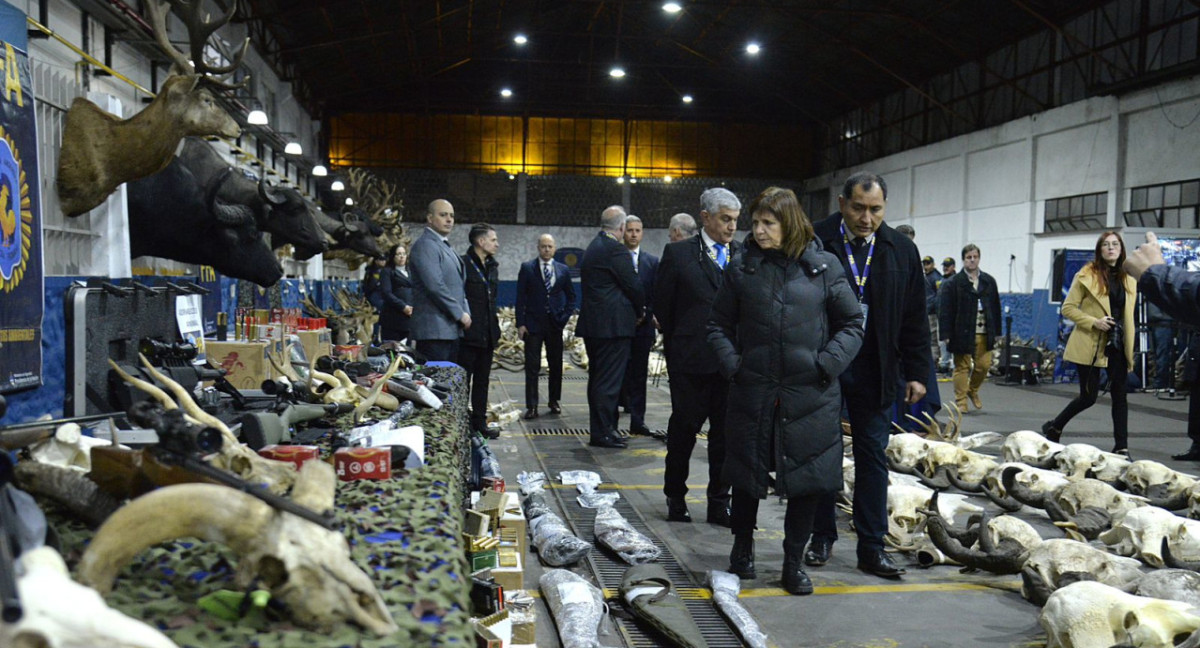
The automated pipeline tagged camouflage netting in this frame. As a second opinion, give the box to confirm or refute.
[47,365,475,648]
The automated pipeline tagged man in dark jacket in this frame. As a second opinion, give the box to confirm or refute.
[619,215,660,437]
[458,224,501,438]
[938,244,1002,413]
[516,233,575,420]
[808,171,931,579]
[656,187,741,525]
[577,205,645,449]
[923,256,940,360]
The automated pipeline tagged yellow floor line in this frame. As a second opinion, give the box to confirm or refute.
[544,483,703,490]
[595,581,1014,599]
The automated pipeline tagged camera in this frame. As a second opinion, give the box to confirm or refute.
[1106,319,1124,353]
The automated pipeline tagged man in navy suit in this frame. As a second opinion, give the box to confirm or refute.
[409,199,470,361]
[577,205,645,449]
[516,233,575,420]
[657,187,741,525]
[619,215,659,436]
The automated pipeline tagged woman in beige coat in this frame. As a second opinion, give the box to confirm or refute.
[1043,231,1137,454]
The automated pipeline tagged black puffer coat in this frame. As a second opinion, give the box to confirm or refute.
[707,239,864,499]
[938,270,1002,355]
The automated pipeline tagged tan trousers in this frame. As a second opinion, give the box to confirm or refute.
[954,333,992,408]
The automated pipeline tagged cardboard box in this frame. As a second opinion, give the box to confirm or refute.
[490,552,523,593]
[258,445,320,469]
[296,328,333,365]
[333,447,391,481]
[469,548,499,571]
[481,476,505,493]
[473,609,509,648]
[204,340,274,390]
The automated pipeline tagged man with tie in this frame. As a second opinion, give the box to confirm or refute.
[409,199,471,361]
[577,205,646,449]
[620,215,660,436]
[657,187,741,525]
[516,234,575,420]
[807,172,931,579]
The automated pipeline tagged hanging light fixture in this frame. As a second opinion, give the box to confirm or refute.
[247,109,268,125]
[312,164,328,177]
[330,180,345,191]
[345,197,354,206]
[284,141,302,155]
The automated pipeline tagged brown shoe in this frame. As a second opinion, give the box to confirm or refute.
[969,393,982,410]
[955,399,968,412]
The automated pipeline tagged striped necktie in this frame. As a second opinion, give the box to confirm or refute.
[543,262,553,292]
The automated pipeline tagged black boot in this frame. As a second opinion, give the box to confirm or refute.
[782,553,813,595]
[729,534,756,580]
[1174,444,1200,461]
[1041,420,1062,443]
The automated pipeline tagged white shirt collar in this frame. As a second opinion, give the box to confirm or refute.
[700,229,723,253]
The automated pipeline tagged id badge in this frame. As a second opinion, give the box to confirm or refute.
[860,302,869,331]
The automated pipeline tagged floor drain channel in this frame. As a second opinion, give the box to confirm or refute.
[530,435,747,648]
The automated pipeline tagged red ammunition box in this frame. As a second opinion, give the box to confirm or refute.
[257,445,320,470]
[333,447,391,481]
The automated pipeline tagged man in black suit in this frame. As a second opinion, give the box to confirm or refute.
[656,187,741,525]
[516,233,575,420]
[807,172,931,579]
[619,215,659,436]
[459,224,501,438]
[577,205,646,449]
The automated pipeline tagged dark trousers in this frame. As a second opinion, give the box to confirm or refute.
[732,489,821,556]
[417,338,459,363]
[812,395,890,557]
[663,371,730,505]
[584,336,630,442]
[1051,349,1129,450]
[457,344,494,432]
[893,357,942,431]
[620,334,654,426]
[523,326,564,409]
[1152,325,1175,390]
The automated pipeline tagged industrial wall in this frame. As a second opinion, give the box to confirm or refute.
[804,74,1200,295]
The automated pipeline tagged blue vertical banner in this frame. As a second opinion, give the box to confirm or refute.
[0,5,43,394]
[1052,249,1097,383]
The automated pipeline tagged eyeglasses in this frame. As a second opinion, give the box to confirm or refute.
[1100,242,1122,249]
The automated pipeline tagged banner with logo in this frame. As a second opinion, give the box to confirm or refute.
[0,6,43,394]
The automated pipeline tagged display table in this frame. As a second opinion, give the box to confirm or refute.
[52,365,476,647]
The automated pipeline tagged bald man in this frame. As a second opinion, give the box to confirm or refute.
[516,233,575,419]
[409,199,471,361]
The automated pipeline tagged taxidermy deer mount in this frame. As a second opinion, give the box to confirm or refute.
[56,0,249,218]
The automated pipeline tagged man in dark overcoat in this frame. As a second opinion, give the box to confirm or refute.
[807,171,931,579]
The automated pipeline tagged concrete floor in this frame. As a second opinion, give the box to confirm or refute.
[482,366,1195,648]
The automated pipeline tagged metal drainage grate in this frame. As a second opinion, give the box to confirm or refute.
[538,374,590,381]
[526,428,667,439]
[530,436,747,648]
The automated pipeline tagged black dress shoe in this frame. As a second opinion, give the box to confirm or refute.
[589,434,628,449]
[707,503,731,527]
[804,540,832,567]
[1041,420,1062,443]
[1174,445,1200,461]
[547,402,561,414]
[857,550,906,578]
[666,497,692,522]
[523,407,539,420]
[629,422,652,436]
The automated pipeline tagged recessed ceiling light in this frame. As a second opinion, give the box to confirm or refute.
[746,43,761,55]
[514,34,527,45]
[610,66,626,78]
[500,88,513,98]
[663,2,682,12]
[681,94,693,103]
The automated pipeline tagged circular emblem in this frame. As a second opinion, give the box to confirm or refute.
[349,462,362,474]
[0,126,31,293]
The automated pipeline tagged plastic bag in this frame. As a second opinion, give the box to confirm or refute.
[593,504,660,564]
[517,471,548,495]
[559,470,601,490]
[539,569,611,648]
[530,511,592,566]
[707,570,769,648]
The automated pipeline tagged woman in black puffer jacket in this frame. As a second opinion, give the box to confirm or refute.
[707,186,864,595]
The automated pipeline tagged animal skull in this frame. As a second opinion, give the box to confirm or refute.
[1125,461,1198,510]
[78,460,398,635]
[1022,539,1145,605]
[1,546,178,648]
[28,423,121,472]
[1003,430,1065,466]
[1042,580,1200,648]
[1100,506,1200,568]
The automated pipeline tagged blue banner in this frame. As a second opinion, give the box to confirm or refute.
[0,7,43,394]
[1052,249,1099,383]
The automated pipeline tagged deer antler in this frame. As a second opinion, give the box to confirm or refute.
[145,0,249,89]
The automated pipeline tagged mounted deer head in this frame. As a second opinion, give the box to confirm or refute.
[56,0,249,218]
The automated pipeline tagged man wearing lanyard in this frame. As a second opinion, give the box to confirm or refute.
[808,172,931,579]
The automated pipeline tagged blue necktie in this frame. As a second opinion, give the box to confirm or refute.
[714,243,727,269]
[543,262,553,292]
[631,250,639,273]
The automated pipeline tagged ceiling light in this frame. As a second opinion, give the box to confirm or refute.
[609,66,625,78]
[746,42,761,55]
[629,177,638,184]
[284,141,302,155]
[616,176,625,184]
[247,109,268,125]
[330,180,345,191]
[663,2,682,12]
[508,174,516,180]
[312,164,327,177]
[681,94,693,104]
[514,34,527,45]
[500,88,513,98]
[345,197,354,206]
[664,175,673,182]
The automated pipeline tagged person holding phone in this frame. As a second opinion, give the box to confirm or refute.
[1043,231,1137,455]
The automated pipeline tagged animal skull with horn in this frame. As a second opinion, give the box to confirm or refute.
[56,0,248,217]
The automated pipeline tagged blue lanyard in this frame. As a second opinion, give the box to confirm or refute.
[840,222,876,301]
